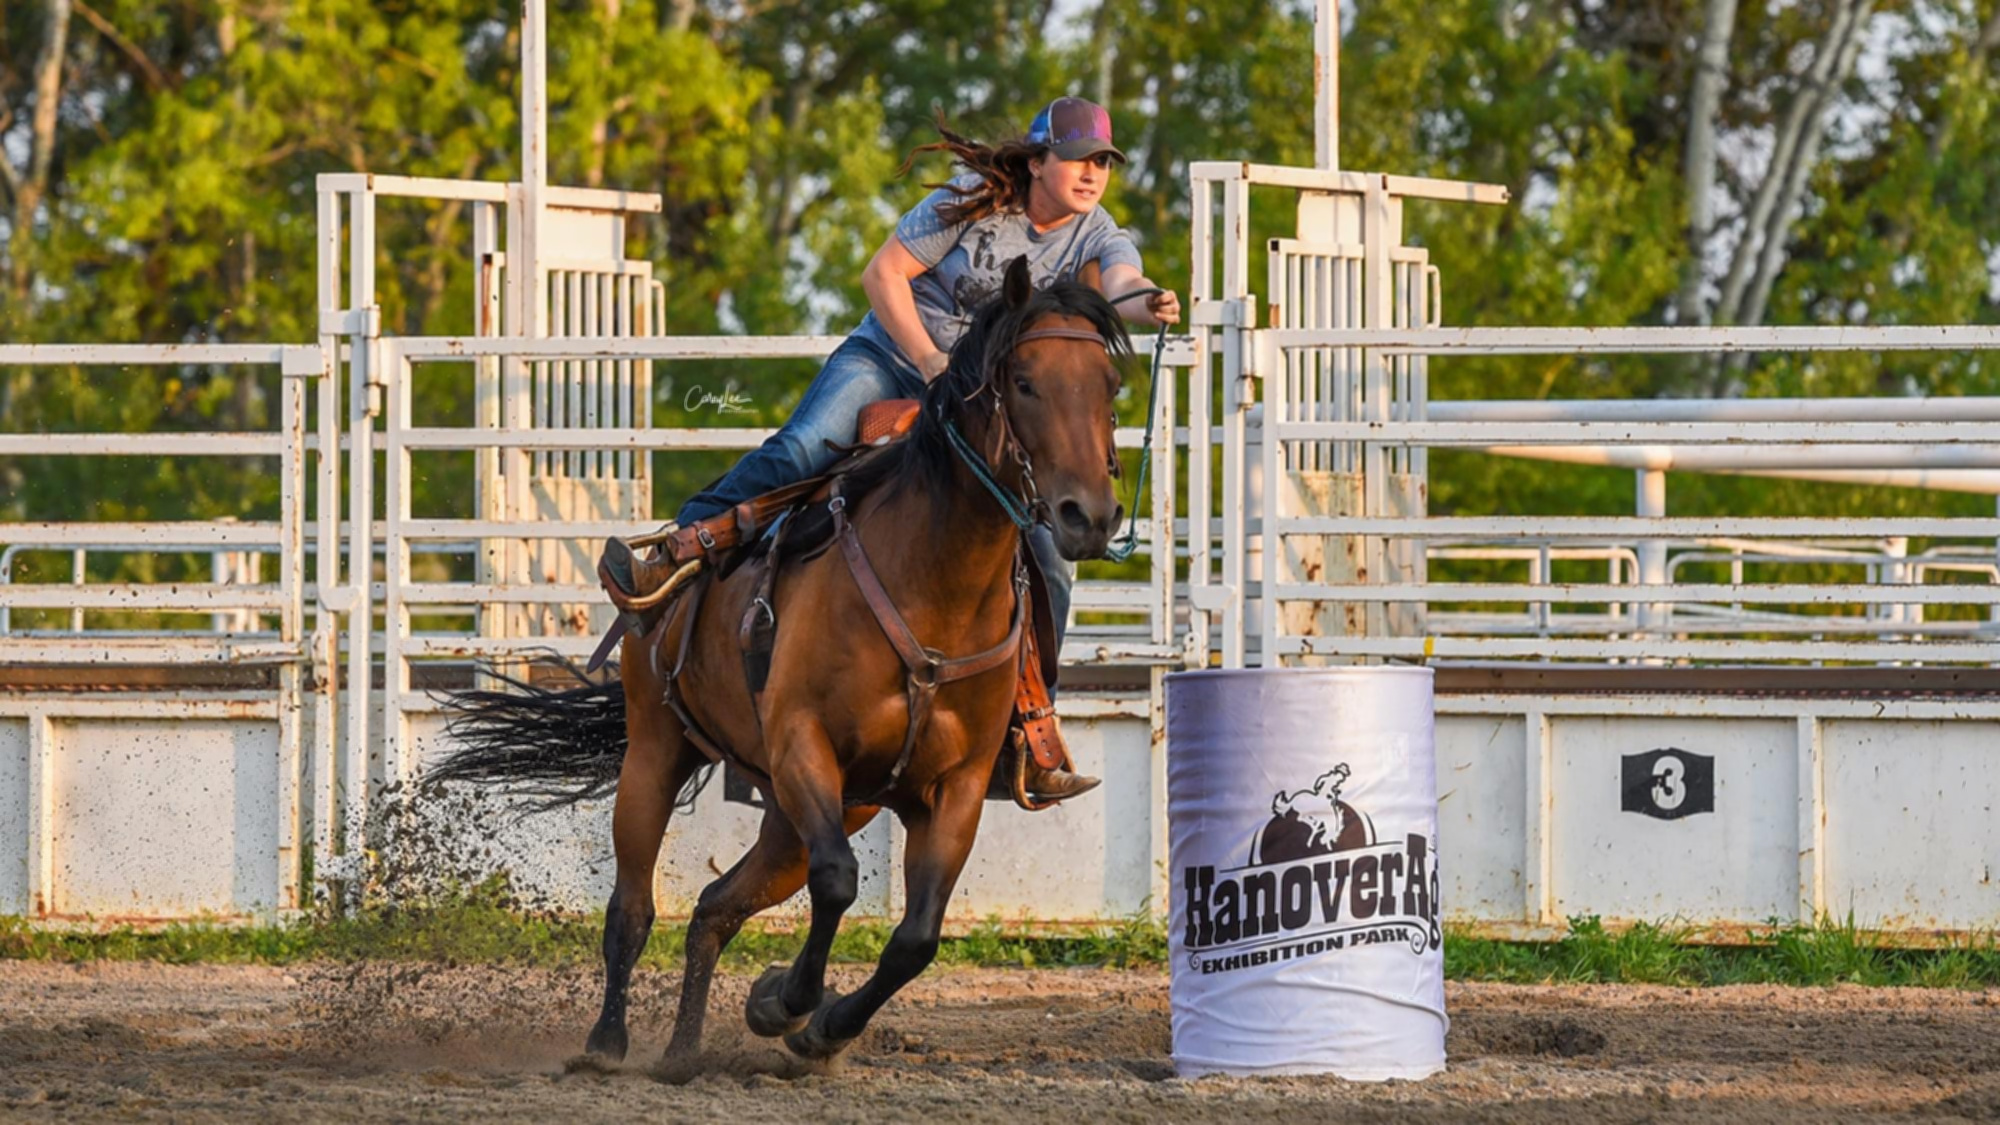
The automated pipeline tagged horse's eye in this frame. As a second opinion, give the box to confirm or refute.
[1014,377,1036,398]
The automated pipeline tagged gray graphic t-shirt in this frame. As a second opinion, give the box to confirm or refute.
[851,174,1142,363]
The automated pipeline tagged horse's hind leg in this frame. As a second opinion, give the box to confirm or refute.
[661,802,877,1069]
[582,704,705,1064]
[785,771,985,1060]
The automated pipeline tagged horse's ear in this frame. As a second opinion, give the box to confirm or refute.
[1003,255,1033,309]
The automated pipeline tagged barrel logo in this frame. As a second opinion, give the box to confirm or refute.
[1180,762,1441,974]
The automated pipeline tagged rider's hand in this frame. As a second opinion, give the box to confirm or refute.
[1146,290,1182,327]
[918,350,951,381]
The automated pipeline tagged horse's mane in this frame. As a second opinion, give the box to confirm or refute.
[841,279,1132,511]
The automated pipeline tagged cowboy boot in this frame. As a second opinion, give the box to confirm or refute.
[1018,720,1100,802]
[597,527,679,610]
[1025,757,1101,801]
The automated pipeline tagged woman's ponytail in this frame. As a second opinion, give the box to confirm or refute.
[898,110,1044,225]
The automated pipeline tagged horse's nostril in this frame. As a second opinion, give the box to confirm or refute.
[1109,504,1125,531]
[1058,499,1092,534]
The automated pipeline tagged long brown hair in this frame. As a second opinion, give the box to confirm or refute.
[898,111,1045,225]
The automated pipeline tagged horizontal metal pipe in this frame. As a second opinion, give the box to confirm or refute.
[1269,582,2000,604]
[1270,634,2000,663]
[0,434,283,456]
[1280,516,2000,538]
[1268,325,2000,353]
[0,585,288,610]
[1431,397,2000,423]
[1475,443,2000,476]
[0,523,284,547]
[394,335,845,360]
[1276,420,2000,444]
[0,344,292,365]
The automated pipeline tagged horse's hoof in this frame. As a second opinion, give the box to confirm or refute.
[651,1049,705,1086]
[782,997,856,1062]
[563,1052,619,1076]
[581,1022,628,1065]
[744,965,809,1038]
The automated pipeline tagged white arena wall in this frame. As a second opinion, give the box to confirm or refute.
[8,684,1998,938]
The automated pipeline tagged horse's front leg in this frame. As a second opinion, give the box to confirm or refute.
[661,801,878,1076]
[751,718,861,1032]
[783,766,987,1060]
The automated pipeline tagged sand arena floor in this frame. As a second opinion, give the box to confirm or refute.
[1,960,1997,1121]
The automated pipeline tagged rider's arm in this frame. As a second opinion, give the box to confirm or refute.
[1101,262,1182,328]
[862,235,952,381]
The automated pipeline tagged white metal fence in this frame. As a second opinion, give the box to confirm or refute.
[10,153,2000,930]
[0,343,317,916]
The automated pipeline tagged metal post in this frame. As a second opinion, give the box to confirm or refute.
[383,348,413,787]
[1636,468,1668,639]
[1316,0,1340,171]
[344,187,378,896]
[521,0,547,341]
[25,713,53,917]
[1219,179,1251,667]
[312,186,343,906]
[1360,177,1392,639]
[277,361,307,912]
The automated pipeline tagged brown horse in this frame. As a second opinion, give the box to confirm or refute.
[434,256,1128,1072]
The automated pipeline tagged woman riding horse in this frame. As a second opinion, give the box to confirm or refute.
[604,96,1179,801]
[437,256,1134,1073]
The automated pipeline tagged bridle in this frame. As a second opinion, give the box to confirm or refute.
[945,285,1166,555]
[942,323,1116,532]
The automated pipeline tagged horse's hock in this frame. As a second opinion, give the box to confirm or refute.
[8,0,2000,937]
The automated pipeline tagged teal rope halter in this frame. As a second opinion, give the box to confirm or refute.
[943,417,1038,531]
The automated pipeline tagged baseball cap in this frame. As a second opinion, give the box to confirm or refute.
[1026,97,1126,163]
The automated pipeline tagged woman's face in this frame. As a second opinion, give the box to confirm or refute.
[1030,151,1118,217]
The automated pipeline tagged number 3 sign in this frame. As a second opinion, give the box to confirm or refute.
[1620,749,1716,820]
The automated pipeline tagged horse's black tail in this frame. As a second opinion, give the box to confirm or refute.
[429,659,632,813]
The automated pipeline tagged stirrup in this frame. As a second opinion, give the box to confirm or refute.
[625,556,703,611]
[598,525,701,613]
[625,520,680,551]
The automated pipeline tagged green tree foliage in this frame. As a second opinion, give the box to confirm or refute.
[3,0,1999,537]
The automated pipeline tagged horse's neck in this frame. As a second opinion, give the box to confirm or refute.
[864,466,1021,614]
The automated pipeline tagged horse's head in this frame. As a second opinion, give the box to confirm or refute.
[977,256,1127,560]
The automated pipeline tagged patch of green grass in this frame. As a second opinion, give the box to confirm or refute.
[8,891,1999,990]
[1445,914,2000,990]
[0,880,1171,973]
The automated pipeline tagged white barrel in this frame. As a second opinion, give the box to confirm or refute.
[1165,667,1445,1080]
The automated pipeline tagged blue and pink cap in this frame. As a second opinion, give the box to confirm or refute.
[1026,97,1126,163]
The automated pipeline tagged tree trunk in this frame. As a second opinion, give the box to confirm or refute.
[765,78,813,250]
[587,0,622,188]
[1736,0,1870,332]
[6,0,73,305]
[1088,0,1116,107]
[1926,3,2000,161]
[1714,0,1868,327]
[1675,0,1737,326]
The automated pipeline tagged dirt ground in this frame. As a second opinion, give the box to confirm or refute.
[1,961,1998,1122]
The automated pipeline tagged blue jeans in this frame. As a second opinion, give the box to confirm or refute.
[676,336,1074,647]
